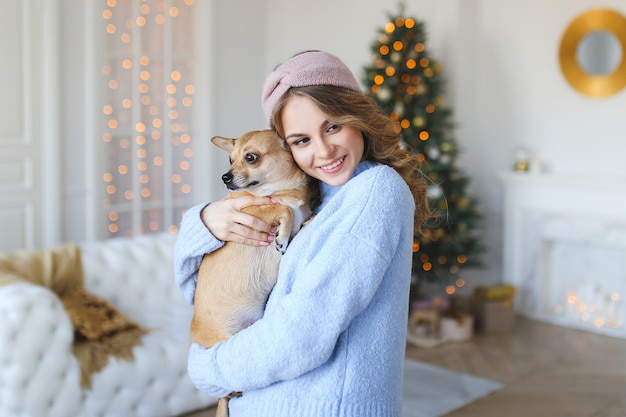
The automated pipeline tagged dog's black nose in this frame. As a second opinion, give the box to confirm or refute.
[222,172,233,185]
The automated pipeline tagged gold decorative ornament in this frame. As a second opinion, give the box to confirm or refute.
[559,8,626,98]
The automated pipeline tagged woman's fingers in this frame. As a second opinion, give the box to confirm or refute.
[200,195,278,245]
[225,221,276,246]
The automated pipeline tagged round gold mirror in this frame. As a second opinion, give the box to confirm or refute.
[559,8,626,98]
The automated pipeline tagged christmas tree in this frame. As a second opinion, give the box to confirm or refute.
[363,6,484,298]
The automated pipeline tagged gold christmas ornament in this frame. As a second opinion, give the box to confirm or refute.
[514,150,530,172]
[413,115,426,127]
[378,88,392,101]
[457,198,470,210]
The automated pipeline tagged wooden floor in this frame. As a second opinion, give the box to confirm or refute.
[407,318,626,417]
[181,317,626,417]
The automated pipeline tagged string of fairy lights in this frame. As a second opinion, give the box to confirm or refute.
[100,0,195,236]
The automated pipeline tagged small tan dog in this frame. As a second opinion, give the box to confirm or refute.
[190,130,311,417]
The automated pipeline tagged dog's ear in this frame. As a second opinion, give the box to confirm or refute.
[211,136,235,153]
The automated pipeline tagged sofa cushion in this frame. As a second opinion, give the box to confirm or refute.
[0,243,84,296]
[0,243,147,389]
[61,287,140,341]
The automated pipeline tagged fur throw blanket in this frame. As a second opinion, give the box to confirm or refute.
[0,243,147,388]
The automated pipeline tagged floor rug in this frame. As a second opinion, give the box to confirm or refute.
[402,359,503,417]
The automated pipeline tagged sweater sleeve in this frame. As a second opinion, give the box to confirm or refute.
[187,166,414,396]
[173,202,225,305]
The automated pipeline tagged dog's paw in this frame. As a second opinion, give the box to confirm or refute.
[273,221,289,254]
[275,238,288,255]
[274,229,290,254]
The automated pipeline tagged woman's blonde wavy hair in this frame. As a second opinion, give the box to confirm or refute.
[271,85,432,232]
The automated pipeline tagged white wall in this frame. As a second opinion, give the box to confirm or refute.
[60,0,90,242]
[213,0,626,289]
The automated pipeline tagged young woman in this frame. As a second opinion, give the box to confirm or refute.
[174,50,430,417]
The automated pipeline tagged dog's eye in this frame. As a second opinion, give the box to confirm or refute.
[245,153,259,164]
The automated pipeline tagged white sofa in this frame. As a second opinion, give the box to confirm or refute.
[0,233,216,417]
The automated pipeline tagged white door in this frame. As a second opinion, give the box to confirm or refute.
[0,0,60,252]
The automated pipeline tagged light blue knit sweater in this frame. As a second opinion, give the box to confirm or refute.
[174,161,415,417]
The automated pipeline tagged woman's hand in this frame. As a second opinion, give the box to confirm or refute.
[200,195,277,246]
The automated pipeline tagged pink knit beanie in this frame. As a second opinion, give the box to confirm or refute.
[261,51,362,124]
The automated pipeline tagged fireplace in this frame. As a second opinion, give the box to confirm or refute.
[500,172,626,338]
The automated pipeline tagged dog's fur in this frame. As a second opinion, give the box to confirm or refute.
[190,129,311,417]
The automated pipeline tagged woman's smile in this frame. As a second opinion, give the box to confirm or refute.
[320,156,345,172]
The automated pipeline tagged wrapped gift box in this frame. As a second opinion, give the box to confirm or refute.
[473,299,516,334]
[441,313,474,342]
[472,285,517,334]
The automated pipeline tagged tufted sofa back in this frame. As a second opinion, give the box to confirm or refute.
[80,232,183,315]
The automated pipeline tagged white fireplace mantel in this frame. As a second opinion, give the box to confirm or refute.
[499,172,626,338]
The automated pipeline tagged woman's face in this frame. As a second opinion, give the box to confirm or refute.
[281,95,364,186]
